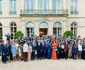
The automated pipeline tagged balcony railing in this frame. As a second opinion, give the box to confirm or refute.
[9,11,17,14]
[71,11,78,14]
[20,9,68,17]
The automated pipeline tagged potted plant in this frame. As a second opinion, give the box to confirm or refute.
[63,31,73,37]
[14,31,24,39]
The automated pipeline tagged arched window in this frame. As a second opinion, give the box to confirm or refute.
[10,22,17,39]
[39,22,48,28]
[53,22,62,36]
[39,22,48,36]
[0,23,2,40]
[26,22,34,37]
[71,22,77,36]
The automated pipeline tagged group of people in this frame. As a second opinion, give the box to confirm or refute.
[0,34,85,64]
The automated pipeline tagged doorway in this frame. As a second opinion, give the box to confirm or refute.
[39,28,48,37]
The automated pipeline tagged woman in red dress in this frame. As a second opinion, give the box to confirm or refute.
[52,40,58,60]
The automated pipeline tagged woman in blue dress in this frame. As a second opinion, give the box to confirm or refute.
[11,42,16,61]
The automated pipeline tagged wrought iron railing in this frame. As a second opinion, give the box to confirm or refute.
[20,9,68,16]
[9,11,17,14]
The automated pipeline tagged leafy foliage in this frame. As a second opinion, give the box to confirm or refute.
[63,31,73,37]
[14,31,24,39]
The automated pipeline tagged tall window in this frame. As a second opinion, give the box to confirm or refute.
[0,23,2,40]
[25,0,34,14]
[10,22,17,39]
[52,0,62,14]
[38,0,48,14]
[10,0,16,14]
[71,0,78,14]
[26,22,34,37]
[0,0,2,14]
[53,22,62,36]
[39,0,48,10]
[71,22,77,36]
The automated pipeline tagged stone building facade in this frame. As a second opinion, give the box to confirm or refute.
[0,0,85,40]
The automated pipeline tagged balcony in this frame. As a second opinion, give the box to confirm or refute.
[20,9,68,17]
[71,11,78,14]
[9,11,17,14]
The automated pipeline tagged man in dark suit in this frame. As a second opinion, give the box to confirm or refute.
[1,41,7,63]
[47,42,52,59]
[72,43,78,60]
[5,33,11,41]
[82,42,85,59]
[37,40,42,60]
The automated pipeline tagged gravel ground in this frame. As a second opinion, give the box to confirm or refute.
[0,59,85,70]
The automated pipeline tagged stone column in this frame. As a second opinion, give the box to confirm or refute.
[21,0,25,14]
[62,21,67,35]
[63,0,66,9]
[35,0,38,9]
[22,0,25,9]
[48,21,53,35]
[34,21,39,36]
[21,21,26,37]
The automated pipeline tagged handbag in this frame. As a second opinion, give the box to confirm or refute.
[55,48,58,52]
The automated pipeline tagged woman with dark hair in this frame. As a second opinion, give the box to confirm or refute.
[52,40,58,60]
[64,43,68,59]
[31,40,37,60]
[28,43,32,61]
[6,41,12,62]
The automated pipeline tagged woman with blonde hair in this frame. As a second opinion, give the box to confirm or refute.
[28,43,32,61]
[11,42,16,61]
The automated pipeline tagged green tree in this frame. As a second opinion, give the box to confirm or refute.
[63,31,73,37]
[14,31,24,39]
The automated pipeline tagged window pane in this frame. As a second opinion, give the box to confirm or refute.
[71,0,78,14]
[0,27,2,40]
[0,0,2,13]
[39,0,48,9]
[10,0,16,14]
[25,0,34,14]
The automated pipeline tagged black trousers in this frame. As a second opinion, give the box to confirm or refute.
[23,52,28,62]
[65,50,68,59]
[82,50,85,59]
[61,49,65,59]
[31,51,35,60]
[37,50,42,59]
[2,54,7,63]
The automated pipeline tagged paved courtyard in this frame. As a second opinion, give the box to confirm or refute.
[0,59,85,70]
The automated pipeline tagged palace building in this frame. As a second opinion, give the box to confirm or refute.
[0,0,85,40]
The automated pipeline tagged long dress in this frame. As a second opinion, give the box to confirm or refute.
[52,43,58,60]
[28,46,32,61]
[68,44,72,58]
[11,45,16,57]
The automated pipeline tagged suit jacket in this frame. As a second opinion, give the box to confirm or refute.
[82,44,85,50]
[37,42,42,51]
